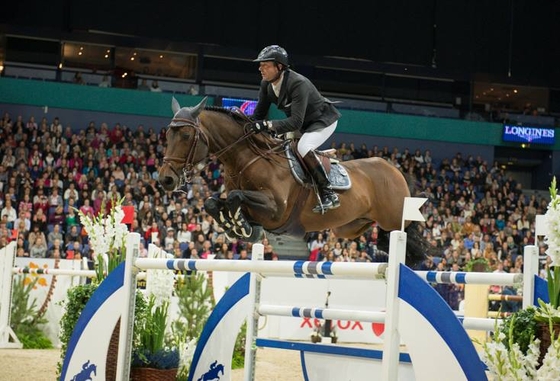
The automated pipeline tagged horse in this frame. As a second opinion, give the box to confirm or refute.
[159,97,428,265]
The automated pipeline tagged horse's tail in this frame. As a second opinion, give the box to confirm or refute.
[376,223,429,269]
[375,169,432,268]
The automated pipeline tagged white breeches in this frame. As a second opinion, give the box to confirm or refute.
[297,121,337,157]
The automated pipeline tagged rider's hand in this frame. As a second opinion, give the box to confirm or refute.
[249,120,272,133]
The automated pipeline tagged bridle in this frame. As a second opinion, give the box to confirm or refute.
[162,115,257,188]
[162,117,209,185]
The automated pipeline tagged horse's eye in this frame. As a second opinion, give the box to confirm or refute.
[182,132,191,140]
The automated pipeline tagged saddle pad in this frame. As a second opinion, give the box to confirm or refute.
[286,147,351,190]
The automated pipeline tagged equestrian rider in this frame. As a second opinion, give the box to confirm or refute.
[249,45,341,213]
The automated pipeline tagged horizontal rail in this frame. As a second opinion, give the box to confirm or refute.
[257,304,386,323]
[488,294,523,302]
[134,259,388,279]
[416,271,523,285]
[12,268,98,277]
[258,304,503,332]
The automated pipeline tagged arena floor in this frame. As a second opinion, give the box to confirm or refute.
[0,347,304,381]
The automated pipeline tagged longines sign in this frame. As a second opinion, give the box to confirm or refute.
[502,124,555,145]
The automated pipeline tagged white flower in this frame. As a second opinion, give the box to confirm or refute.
[77,198,128,258]
[145,250,175,306]
[545,178,560,265]
[179,338,197,375]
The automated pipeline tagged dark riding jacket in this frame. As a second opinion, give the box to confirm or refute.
[253,69,341,135]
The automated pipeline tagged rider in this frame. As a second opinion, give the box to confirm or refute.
[249,45,341,213]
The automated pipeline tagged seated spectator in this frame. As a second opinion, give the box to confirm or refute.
[66,241,82,259]
[164,227,175,252]
[1,199,17,229]
[48,224,64,246]
[28,224,46,247]
[65,225,82,246]
[49,205,65,227]
[47,238,65,259]
[29,236,48,258]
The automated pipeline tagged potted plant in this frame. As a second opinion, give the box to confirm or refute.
[128,244,176,378]
[481,177,560,378]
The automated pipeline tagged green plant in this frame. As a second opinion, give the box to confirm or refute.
[172,273,214,340]
[10,276,53,349]
[498,307,538,355]
[133,295,175,366]
[464,257,490,272]
[232,322,247,369]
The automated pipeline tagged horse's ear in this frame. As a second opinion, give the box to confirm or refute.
[171,97,181,115]
[191,96,208,118]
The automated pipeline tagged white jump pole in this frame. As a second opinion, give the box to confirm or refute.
[134,258,387,279]
[523,245,539,309]
[244,244,264,381]
[381,230,408,381]
[116,232,141,381]
[0,241,22,349]
[415,271,524,285]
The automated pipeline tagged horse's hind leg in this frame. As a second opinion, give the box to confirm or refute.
[331,218,373,239]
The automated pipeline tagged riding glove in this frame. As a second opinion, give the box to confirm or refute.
[250,120,273,133]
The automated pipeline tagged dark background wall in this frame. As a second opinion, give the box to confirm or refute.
[2,0,559,86]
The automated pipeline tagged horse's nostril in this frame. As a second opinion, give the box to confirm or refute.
[162,176,174,186]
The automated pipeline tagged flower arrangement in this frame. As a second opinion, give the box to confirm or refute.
[542,176,560,313]
[481,177,560,379]
[132,251,178,370]
[76,196,129,280]
[131,249,197,379]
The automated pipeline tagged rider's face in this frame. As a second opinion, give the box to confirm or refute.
[258,61,280,83]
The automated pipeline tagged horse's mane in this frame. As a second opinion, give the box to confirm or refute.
[203,106,287,164]
[204,106,250,124]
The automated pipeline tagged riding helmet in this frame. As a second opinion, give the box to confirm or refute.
[253,45,289,67]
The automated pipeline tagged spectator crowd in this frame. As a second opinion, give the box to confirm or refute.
[0,111,551,311]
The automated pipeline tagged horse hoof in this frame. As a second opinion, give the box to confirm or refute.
[245,225,264,242]
[224,229,242,241]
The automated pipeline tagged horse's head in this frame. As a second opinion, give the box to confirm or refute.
[159,96,209,191]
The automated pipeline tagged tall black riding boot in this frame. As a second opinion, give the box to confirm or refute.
[302,152,340,213]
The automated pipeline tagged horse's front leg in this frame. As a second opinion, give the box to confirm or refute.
[204,196,238,235]
[226,190,277,241]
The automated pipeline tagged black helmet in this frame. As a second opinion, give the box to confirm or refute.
[253,45,289,67]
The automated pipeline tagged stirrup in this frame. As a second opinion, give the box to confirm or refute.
[312,198,333,214]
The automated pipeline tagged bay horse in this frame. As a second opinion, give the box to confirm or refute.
[159,97,427,265]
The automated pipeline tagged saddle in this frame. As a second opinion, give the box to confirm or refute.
[285,142,351,190]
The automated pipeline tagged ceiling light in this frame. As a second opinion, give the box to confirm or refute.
[78,52,82,56]
[159,55,164,59]
[514,89,518,93]
[490,88,494,91]
[80,47,84,50]
[130,57,135,61]
[104,54,109,58]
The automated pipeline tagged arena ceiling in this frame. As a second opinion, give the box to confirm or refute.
[1,0,559,88]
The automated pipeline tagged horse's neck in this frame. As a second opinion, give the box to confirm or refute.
[202,113,254,167]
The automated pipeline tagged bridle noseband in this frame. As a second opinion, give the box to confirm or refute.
[162,117,209,185]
